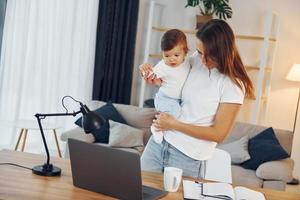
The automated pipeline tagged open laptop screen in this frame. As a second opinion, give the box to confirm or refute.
[68,138,167,200]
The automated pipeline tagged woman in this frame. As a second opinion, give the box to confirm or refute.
[140,19,254,178]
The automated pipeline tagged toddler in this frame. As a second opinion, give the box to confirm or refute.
[142,29,190,144]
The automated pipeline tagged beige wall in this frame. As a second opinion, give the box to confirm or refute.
[231,0,300,177]
[132,0,300,177]
[258,0,300,177]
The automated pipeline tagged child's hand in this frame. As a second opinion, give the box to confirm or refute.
[139,63,162,86]
[139,63,153,77]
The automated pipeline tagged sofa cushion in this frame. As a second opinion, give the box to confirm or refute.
[85,100,156,143]
[112,103,156,144]
[241,127,289,170]
[218,135,250,164]
[85,101,156,130]
[231,165,263,188]
[108,120,144,148]
[94,143,141,154]
[113,103,156,129]
[60,127,95,143]
[225,122,293,155]
[256,158,294,182]
[262,181,286,191]
[74,101,127,143]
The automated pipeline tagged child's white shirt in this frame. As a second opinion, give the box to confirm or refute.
[153,59,190,99]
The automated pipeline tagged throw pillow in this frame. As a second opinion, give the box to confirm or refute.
[113,104,156,129]
[74,101,127,143]
[218,135,251,164]
[108,120,144,148]
[241,127,289,170]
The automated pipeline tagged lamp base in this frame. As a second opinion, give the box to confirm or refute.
[32,163,61,176]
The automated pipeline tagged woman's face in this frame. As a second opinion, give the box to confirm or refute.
[196,39,217,69]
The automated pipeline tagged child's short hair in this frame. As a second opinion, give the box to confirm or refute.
[161,29,188,54]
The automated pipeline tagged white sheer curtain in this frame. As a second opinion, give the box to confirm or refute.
[0,0,99,152]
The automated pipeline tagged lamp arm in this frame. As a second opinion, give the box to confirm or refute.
[293,89,300,133]
[36,111,81,118]
[34,110,82,167]
[35,116,51,166]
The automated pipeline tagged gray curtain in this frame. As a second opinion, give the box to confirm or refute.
[0,0,6,57]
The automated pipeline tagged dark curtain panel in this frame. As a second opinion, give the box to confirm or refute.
[92,0,139,104]
[0,0,7,57]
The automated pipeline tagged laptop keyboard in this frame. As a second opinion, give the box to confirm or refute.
[142,185,167,200]
[142,192,153,199]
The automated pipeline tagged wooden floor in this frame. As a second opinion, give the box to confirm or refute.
[286,177,300,194]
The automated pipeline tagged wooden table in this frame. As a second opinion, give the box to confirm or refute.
[0,150,299,200]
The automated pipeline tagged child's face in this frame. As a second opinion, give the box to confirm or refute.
[162,45,186,67]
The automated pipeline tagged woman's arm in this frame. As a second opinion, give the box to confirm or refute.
[154,103,241,143]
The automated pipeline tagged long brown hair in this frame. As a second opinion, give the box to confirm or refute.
[196,19,255,99]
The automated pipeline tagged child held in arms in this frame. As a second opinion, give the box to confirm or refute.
[140,29,190,144]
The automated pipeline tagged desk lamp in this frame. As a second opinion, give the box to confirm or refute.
[32,96,105,176]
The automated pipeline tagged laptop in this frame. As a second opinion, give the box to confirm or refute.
[68,138,168,200]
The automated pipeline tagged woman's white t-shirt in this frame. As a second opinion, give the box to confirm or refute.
[164,52,245,160]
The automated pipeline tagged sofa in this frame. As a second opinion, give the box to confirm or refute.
[60,100,294,191]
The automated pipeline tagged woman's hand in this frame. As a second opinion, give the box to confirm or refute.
[153,112,179,131]
[139,63,162,86]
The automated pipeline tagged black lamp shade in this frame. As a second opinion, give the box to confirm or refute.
[81,104,106,133]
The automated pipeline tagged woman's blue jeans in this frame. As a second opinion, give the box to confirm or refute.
[141,136,206,179]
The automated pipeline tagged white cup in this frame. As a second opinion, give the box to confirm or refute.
[163,167,183,192]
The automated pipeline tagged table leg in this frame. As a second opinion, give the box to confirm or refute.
[14,128,24,151]
[53,129,62,158]
[21,129,28,152]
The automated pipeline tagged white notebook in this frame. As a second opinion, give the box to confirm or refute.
[183,180,266,200]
